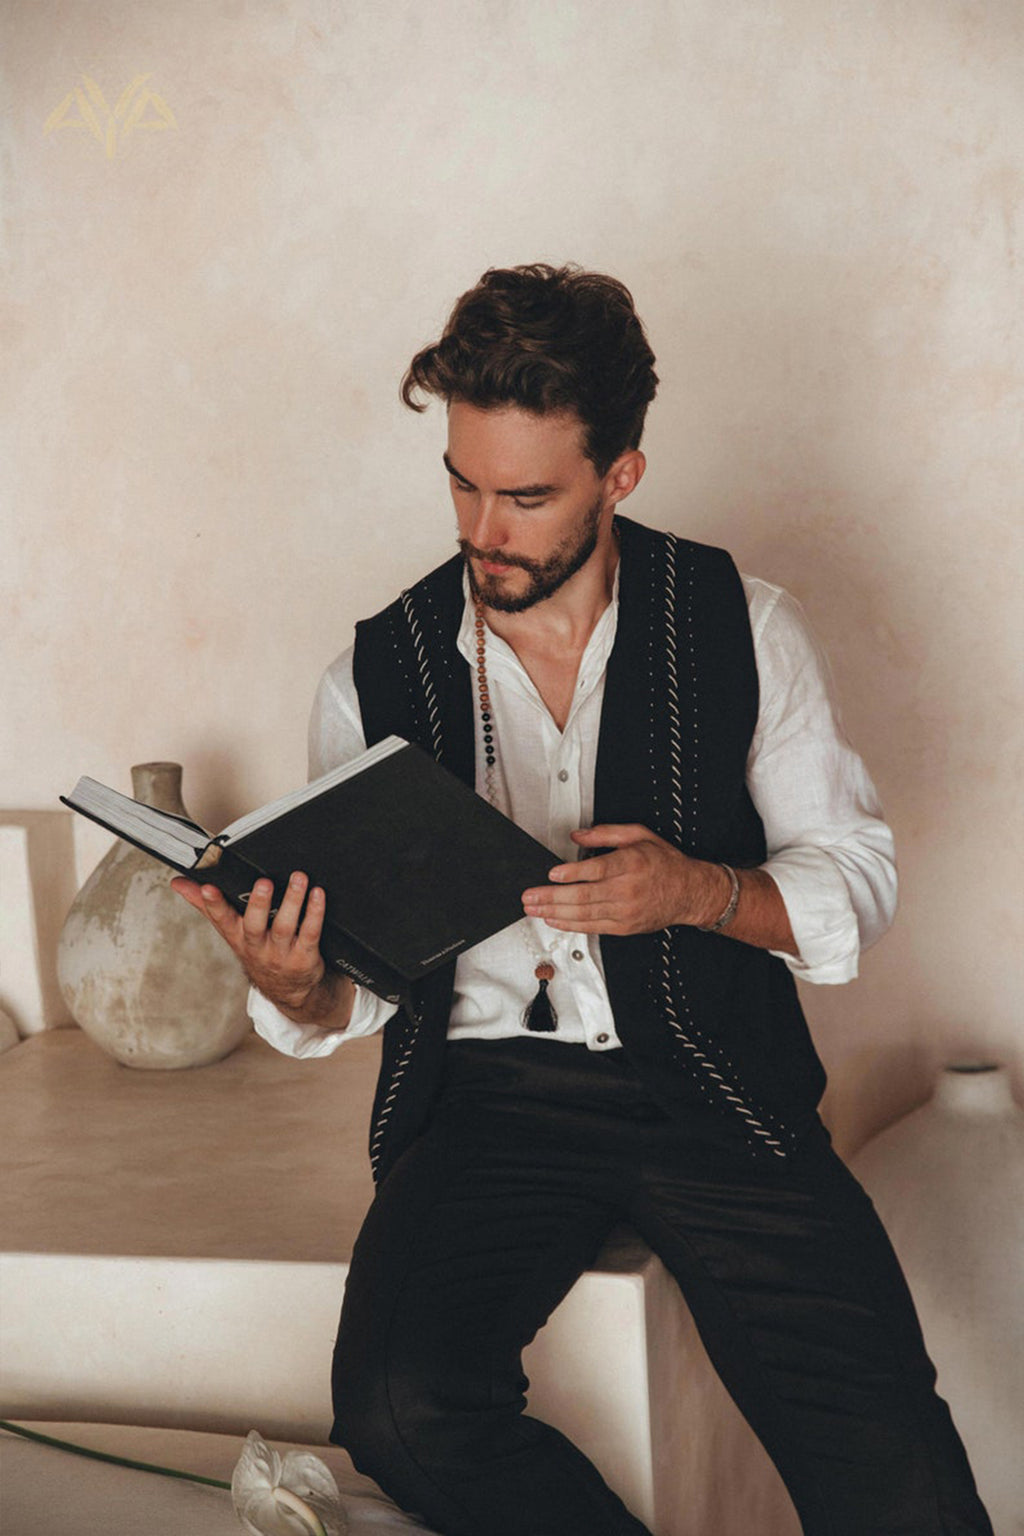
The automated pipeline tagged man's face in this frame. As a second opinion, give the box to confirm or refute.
[446,401,613,614]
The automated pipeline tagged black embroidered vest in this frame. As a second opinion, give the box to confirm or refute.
[353,517,826,1182]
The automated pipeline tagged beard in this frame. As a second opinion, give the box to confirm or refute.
[460,494,604,614]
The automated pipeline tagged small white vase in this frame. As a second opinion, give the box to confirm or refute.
[57,762,251,1069]
[851,1063,1024,1534]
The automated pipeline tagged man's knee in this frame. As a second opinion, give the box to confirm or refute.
[331,1376,392,1474]
[330,1334,405,1475]
[331,1335,439,1474]
[332,1342,523,1479]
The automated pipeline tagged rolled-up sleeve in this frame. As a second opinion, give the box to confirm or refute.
[245,646,399,1054]
[249,982,395,1057]
[745,581,898,985]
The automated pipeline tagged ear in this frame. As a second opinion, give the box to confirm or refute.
[603,449,646,508]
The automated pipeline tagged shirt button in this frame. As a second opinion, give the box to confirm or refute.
[571,949,585,962]
[596,1033,610,1045]
[557,769,569,783]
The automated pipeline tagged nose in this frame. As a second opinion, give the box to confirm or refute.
[466,496,509,554]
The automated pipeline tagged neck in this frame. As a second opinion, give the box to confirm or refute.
[481,518,619,655]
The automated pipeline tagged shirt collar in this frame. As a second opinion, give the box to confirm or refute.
[456,565,620,703]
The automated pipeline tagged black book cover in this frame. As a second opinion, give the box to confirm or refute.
[62,741,557,1004]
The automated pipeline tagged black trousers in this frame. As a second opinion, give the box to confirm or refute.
[331,1040,992,1536]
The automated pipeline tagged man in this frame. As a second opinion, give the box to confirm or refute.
[174,264,990,1535]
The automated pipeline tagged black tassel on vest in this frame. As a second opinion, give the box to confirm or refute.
[523,964,557,1032]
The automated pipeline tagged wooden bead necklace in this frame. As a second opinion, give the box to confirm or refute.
[474,601,558,1033]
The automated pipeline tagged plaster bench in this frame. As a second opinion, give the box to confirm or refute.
[0,1029,795,1534]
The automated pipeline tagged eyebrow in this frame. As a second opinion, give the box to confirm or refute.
[443,452,559,499]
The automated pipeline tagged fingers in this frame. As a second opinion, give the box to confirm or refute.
[524,844,629,899]
[542,854,615,888]
[241,877,275,944]
[239,873,326,1011]
[294,883,327,954]
[531,899,623,925]
[172,877,242,937]
[538,915,629,935]
[534,826,660,886]
[170,877,207,912]
[174,871,322,956]
[524,884,633,934]
[267,872,311,945]
[522,830,687,937]
[523,873,625,920]
[571,824,653,849]
[524,881,623,915]
[242,873,323,950]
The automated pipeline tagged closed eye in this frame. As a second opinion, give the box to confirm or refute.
[444,454,557,508]
[452,478,544,511]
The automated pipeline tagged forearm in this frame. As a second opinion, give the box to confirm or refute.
[686,860,797,956]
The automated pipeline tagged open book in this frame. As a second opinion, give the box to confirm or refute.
[61,737,556,1003]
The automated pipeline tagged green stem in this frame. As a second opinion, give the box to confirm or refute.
[0,1419,231,1490]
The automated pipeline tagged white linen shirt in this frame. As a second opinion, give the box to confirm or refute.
[249,574,897,1060]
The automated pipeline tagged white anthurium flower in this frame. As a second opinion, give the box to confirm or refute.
[232,1430,348,1536]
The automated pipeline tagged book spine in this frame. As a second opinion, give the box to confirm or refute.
[321,939,406,1006]
[206,848,406,1006]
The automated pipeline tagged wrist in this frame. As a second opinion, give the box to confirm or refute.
[276,970,347,1027]
[694,862,740,933]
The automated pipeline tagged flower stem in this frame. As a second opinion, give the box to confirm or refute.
[0,1419,231,1489]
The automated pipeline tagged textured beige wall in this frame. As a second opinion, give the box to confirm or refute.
[2,0,1021,1146]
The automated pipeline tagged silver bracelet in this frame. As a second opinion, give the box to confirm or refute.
[698,863,740,933]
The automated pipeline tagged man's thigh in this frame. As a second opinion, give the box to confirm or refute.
[332,1088,621,1440]
[630,1127,991,1536]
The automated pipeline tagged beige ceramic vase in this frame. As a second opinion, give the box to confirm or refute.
[851,1062,1024,1534]
[57,762,251,1069]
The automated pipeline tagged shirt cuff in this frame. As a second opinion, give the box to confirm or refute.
[248,983,392,1058]
[761,854,865,985]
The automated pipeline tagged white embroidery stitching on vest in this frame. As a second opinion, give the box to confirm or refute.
[660,535,786,1159]
[369,588,449,1176]
[369,1006,423,1178]
[400,589,444,760]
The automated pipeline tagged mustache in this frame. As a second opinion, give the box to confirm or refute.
[458,540,543,575]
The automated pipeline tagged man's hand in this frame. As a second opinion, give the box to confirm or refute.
[521,824,799,954]
[171,871,353,1025]
[521,825,727,936]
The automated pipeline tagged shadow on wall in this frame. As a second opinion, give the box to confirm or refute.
[0,811,78,1036]
[823,1037,936,1156]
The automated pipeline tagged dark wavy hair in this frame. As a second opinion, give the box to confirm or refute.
[401,264,658,476]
